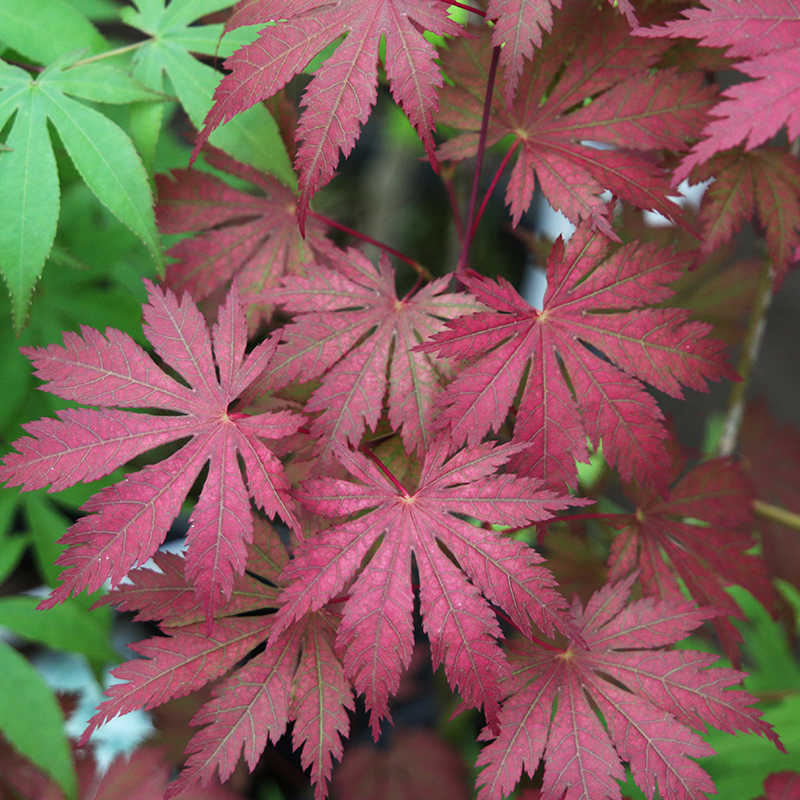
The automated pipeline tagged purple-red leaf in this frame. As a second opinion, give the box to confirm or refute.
[87,520,353,800]
[420,223,733,489]
[476,577,781,800]
[0,283,302,617]
[195,0,461,223]
[259,247,481,460]
[438,6,713,231]
[274,440,580,734]
[157,148,339,329]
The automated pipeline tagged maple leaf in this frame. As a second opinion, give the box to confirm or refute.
[419,222,733,489]
[486,0,638,104]
[606,457,777,662]
[757,771,800,800]
[156,147,339,328]
[691,146,800,280]
[331,728,470,800]
[194,0,462,225]
[86,519,353,800]
[258,247,482,460]
[272,440,582,735]
[476,575,782,800]
[0,282,303,617]
[636,1,800,177]
[437,5,713,234]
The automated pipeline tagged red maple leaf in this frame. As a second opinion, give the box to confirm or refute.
[691,147,800,280]
[194,0,462,225]
[637,1,800,177]
[257,247,482,461]
[757,771,800,800]
[156,148,339,329]
[606,457,777,662]
[437,5,713,233]
[0,282,303,617]
[86,519,353,800]
[272,440,583,734]
[486,0,638,104]
[476,575,782,800]
[419,222,733,489]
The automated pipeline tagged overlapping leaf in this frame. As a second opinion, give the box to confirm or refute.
[476,576,781,800]
[420,222,733,489]
[637,1,800,177]
[0,282,303,617]
[437,4,713,233]
[692,147,800,279]
[86,520,352,800]
[194,0,462,224]
[272,440,580,734]
[607,457,777,661]
[0,56,160,325]
[486,0,637,104]
[157,147,339,328]
[120,0,293,179]
[259,248,481,460]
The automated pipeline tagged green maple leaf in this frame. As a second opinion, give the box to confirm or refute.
[121,0,294,182]
[0,55,163,327]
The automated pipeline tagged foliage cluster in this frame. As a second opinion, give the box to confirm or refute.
[1,1,799,799]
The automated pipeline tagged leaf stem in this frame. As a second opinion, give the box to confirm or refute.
[361,448,410,497]
[753,499,800,532]
[467,139,521,245]
[456,45,501,278]
[308,210,433,281]
[717,258,775,457]
[436,0,487,16]
[69,41,147,68]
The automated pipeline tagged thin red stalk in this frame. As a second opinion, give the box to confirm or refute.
[309,209,433,281]
[403,274,425,301]
[362,447,410,496]
[442,171,466,244]
[457,45,501,278]
[494,607,561,650]
[468,139,520,243]
[435,0,486,16]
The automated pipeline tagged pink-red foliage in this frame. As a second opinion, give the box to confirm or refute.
[0,283,303,617]
[420,222,733,489]
[437,5,713,233]
[476,576,781,800]
[88,520,352,800]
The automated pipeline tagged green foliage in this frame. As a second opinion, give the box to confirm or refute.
[0,640,76,799]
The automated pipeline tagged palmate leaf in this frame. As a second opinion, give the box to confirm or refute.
[0,282,303,617]
[194,0,462,225]
[692,146,800,279]
[477,576,782,800]
[258,247,482,460]
[272,440,583,734]
[486,0,637,104]
[86,520,353,800]
[156,147,339,329]
[606,457,777,662]
[0,58,160,326]
[437,4,713,234]
[637,1,800,178]
[419,221,733,489]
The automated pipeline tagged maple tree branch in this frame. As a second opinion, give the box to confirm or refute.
[753,499,800,532]
[435,0,487,16]
[69,40,147,68]
[718,258,776,457]
[308,210,433,281]
[457,45,501,278]
[441,166,466,244]
[468,139,521,244]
